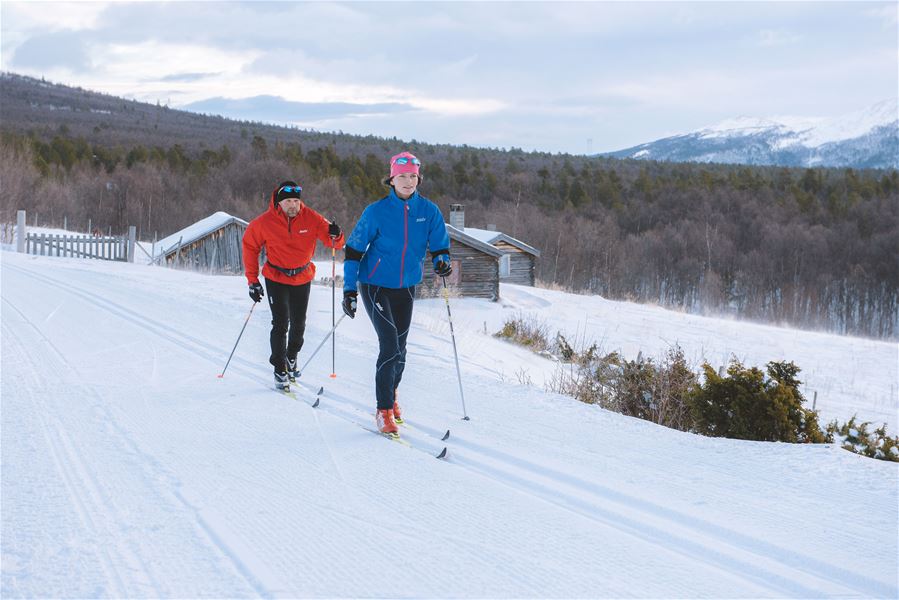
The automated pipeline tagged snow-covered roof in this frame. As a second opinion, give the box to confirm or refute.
[445,224,503,257]
[462,227,541,257]
[155,211,248,257]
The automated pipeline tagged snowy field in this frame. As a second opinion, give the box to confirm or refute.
[1,247,897,598]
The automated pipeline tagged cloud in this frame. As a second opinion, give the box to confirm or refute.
[2,1,108,31]
[8,30,92,71]
[181,95,417,124]
[756,29,803,47]
[158,72,222,83]
[863,4,899,27]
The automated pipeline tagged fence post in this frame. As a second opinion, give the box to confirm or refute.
[128,226,136,263]
[16,210,26,253]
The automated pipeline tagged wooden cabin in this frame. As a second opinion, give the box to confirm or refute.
[418,224,503,301]
[447,205,541,287]
[156,212,249,273]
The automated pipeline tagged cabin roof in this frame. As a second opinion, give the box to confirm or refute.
[461,227,541,257]
[446,224,504,257]
[156,211,248,257]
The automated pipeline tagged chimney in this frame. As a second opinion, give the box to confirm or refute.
[449,204,465,230]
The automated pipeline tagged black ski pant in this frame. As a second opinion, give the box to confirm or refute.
[264,278,311,372]
[359,283,416,411]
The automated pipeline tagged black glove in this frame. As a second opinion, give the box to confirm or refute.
[328,222,341,238]
[342,291,357,319]
[434,257,452,277]
[249,282,264,303]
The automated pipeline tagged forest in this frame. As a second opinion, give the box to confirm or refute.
[2,73,897,339]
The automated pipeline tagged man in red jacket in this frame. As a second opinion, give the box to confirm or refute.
[243,180,345,391]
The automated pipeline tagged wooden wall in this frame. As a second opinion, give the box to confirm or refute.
[418,240,499,301]
[165,222,247,273]
[495,240,536,286]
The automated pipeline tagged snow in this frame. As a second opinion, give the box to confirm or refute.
[698,116,800,139]
[2,248,897,598]
[457,226,500,245]
[461,227,540,256]
[696,99,899,149]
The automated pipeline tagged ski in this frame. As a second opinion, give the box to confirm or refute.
[358,423,447,459]
[283,380,447,458]
[275,383,321,408]
[399,421,451,441]
[311,385,322,408]
[275,385,296,399]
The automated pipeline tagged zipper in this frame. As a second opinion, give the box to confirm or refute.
[368,258,381,278]
[399,203,409,287]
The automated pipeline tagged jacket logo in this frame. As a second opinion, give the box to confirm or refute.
[298,229,309,233]
[416,217,426,222]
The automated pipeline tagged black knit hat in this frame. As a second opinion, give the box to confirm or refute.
[275,180,302,203]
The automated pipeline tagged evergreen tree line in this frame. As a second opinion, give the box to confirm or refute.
[1,129,896,339]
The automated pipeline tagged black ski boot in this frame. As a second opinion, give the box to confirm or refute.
[274,369,290,392]
[286,357,300,382]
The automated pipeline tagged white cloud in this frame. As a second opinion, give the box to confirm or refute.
[3,0,109,31]
[99,41,258,81]
[757,29,803,47]
[863,4,899,27]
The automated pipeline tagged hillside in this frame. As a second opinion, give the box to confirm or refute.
[2,247,897,597]
[604,100,899,169]
[2,72,898,340]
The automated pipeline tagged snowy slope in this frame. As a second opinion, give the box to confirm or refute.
[605,99,899,168]
[2,250,897,598]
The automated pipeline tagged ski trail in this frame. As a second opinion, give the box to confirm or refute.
[4,257,894,598]
[2,293,272,596]
[311,378,893,598]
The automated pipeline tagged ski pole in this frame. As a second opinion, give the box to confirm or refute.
[330,245,337,378]
[442,276,469,420]
[298,313,347,377]
[217,302,258,378]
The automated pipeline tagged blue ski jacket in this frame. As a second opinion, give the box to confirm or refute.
[344,189,450,291]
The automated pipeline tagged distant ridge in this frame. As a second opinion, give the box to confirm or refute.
[603,100,899,169]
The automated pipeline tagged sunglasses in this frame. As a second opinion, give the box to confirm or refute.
[279,185,303,195]
[393,157,421,166]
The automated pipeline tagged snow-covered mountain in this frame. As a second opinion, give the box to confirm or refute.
[605,100,899,169]
[2,240,897,598]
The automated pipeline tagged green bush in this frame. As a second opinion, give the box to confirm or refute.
[826,417,899,462]
[494,314,551,353]
[548,340,697,432]
[690,359,826,443]
[507,326,898,461]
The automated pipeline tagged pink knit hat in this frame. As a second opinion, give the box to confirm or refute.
[389,151,421,179]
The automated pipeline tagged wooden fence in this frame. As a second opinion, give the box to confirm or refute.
[24,232,130,261]
[15,210,136,262]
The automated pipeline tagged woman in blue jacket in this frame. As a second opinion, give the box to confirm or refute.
[342,152,452,436]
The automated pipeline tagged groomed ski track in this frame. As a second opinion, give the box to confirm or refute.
[2,253,896,598]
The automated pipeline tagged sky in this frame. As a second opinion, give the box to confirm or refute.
[1,1,897,154]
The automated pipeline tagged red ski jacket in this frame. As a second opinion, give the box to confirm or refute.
[243,194,345,286]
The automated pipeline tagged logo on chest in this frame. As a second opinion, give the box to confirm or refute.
[415,217,426,223]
